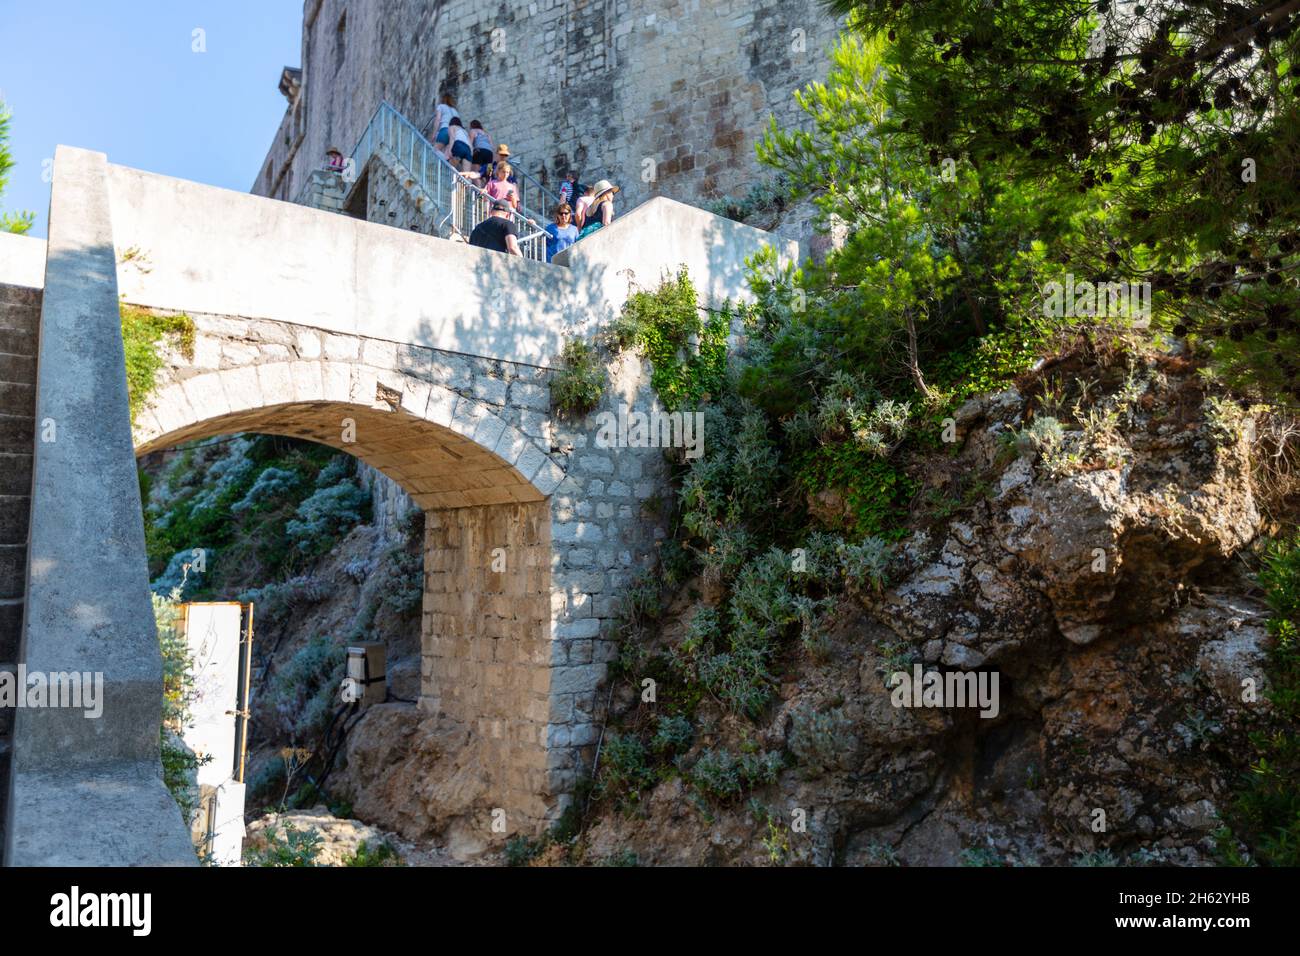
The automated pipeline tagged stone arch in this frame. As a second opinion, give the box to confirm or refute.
[133,354,570,834]
[134,360,565,507]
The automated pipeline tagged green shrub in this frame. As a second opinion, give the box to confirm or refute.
[788,704,858,777]
[504,835,545,867]
[601,849,640,867]
[596,733,658,807]
[285,480,371,556]
[1222,536,1300,865]
[344,839,400,867]
[699,645,774,719]
[267,634,346,741]
[231,467,301,515]
[960,847,1004,868]
[796,444,914,539]
[650,714,694,755]
[688,747,783,803]
[154,587,208,830]
[237,575,329,628]
[706,174,791,225]
[550,338,606,417]
[314,455,354,488]
[1073,849,1119,867]
[243,823,323,867]
[375,545,424,617]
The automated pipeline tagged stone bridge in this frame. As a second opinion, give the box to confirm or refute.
[0,146,794,864]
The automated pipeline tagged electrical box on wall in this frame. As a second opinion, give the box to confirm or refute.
[345,642,387,709]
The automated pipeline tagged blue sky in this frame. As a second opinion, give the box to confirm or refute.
[1,1,302,237]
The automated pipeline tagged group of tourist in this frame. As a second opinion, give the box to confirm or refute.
[429,93,620,260]
[322,94,622,261]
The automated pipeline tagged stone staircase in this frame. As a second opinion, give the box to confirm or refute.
[300,101,562,260]
[0,282,39,854]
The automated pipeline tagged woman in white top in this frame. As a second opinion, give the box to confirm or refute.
[573,184,596,229]
[448,118,473,172]
[432,92,459,146]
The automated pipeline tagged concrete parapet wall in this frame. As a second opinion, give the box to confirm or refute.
[108,163,796,369]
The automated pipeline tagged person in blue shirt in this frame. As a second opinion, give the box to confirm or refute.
[545,203,579,262]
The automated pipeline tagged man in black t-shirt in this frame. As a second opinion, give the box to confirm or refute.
[469,200,522,256]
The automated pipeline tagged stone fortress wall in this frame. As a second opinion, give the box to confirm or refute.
[253,0,841,217]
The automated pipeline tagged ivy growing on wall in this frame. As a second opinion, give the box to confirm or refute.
[611,269,730,412]
[550,338,606,417]
[121,303,195,422]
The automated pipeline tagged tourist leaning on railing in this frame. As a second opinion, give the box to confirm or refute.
[469,199,523,256]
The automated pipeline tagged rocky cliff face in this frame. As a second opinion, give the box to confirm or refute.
[569,346,1281,866]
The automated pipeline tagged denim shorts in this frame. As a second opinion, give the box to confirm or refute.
[451,140,473,161]
[434,127,450,145]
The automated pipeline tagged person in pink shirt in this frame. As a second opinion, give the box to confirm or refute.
[484,162,519,211]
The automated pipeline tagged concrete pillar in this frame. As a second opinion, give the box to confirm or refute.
[3,146,195,865]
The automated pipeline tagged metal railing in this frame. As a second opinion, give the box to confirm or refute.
[346,101,550,261]
[448,179,548,261]
[490,149,563,225]
[417,111,563,221]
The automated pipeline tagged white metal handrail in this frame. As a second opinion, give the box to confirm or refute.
[351,101,548,261]
[448,179,546,260]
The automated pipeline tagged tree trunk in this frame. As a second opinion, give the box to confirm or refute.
[905,309,933,399]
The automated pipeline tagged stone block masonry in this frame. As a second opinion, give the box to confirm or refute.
[133,310,673,832]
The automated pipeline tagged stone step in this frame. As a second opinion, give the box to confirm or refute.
[0,599,21,665]
[0,453,32,497]
[0,414,34,455]
[0,381,35,419]
[0,495,29,546]
[0,544,24,600]
[0,299,39,334]
[0,327,37,357]
[0,284,41,310]
[0,352,36,384]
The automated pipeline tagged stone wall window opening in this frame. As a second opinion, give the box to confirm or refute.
[335,10,347,73]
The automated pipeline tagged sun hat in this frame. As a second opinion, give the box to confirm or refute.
[591,179,620,201]
[496,144,511,156]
